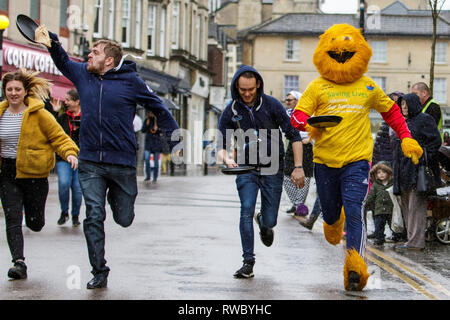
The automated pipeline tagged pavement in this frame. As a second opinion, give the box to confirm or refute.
[0,169,449,301]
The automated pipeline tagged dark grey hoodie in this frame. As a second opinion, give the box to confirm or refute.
[218,65,301,171]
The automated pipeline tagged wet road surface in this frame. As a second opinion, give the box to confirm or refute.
[0,172,449,300]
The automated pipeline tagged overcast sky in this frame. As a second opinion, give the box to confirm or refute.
[320,0,450,13]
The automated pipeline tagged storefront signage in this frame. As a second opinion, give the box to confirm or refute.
[3,42,63,76]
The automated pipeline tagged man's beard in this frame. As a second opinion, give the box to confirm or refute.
[87,60,105,74]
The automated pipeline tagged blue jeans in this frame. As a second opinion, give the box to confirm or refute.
[314,160,370,256]
[144,150,160,181]
[78,160,137,275]
[235,170,284,263]
[56,161,82,216]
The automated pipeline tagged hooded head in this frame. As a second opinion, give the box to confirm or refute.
[370,162,393,182]
[313,24,372,84]
[398,93,423,119]
[230,65,264,106]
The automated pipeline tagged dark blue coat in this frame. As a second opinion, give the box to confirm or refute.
[218,65,301,168]
[142,119,163,153]
[392,94,442,195]
[48,33,179,168]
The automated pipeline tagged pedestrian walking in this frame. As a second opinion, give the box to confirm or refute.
[218,65,305,279]
[392,93,442,251]
[56,88,83,227]
[365,162,394,246]
[37,26,179,288]
[142,111,163,183]
[282,91,314,218]
[0,68,79,280]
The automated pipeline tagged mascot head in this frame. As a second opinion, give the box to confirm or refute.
[313,24,372,84]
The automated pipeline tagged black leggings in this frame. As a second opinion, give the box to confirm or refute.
[0,158,49,262]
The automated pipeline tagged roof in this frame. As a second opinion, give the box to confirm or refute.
[239,12,450,38]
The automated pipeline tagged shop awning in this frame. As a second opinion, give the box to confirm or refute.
[137,65,190,96]
[50,84,73,101]
[163,98,180,110]
[209,105,223,114]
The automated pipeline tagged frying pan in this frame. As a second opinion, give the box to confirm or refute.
[16,14,40,44]
[221,165,255,175]
[307,115,343,128]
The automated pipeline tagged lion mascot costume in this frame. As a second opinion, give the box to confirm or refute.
[291,24,423,291]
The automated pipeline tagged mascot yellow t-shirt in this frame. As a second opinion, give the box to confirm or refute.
[297,75,394,168]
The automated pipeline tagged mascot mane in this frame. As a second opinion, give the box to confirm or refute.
[313,24,372,84]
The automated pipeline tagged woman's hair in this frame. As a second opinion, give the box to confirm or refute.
[66,88,79,101]
[2,68,50,101]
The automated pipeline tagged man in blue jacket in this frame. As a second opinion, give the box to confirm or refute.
[38,28,179,289]
[218,65,305,278]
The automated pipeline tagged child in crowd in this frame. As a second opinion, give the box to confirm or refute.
[365,162,394,246]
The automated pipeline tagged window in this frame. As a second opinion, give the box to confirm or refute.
[371,40,387,62]
[171,2,180,49]
[60,0,69,37]
[182,3,187,49]
[236,44,242,65]
[147,4,156,55]
[108,0,115,39]
[135,0,142,49]
[435,42,447,64]
[121,0,131,47]
[0,0,8,13]
[160,7,166,57]
[285,39,300,61]
[372,76,386,93]
[284,75,299,97]
[196,15,200,58]
[93,0,103,38]
[30,0,40,21]
[191,9,196,53]
[433,78,447,103]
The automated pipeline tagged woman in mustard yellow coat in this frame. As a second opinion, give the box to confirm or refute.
[0,68,79,280]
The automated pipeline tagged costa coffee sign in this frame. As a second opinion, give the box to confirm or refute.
[2,40,63,76]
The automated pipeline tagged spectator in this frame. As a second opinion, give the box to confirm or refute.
[365,162,394,246]
[283,91,314,216]
[56,88,83,227]
[443,131,450,146]
[392,93,442,251]
[142,111,163,183]
[411,82,443,140]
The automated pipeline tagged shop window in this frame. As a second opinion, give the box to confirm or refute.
[60,0,69,38]
[0,0,8,15]
[30,0,40,23]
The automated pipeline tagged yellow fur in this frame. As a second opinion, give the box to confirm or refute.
[313,24,372,84]
[343,249,370,291]
[323,207,345,245]
[401,137,423,165]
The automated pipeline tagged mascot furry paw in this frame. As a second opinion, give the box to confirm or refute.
[290,23,420,292]
[343,249,370,291]
[323,207,345,245]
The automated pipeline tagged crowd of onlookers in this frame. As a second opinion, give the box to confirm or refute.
[285,82,447,251]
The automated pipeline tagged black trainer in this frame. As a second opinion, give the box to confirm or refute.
[286,206,296,214]
[299,218,314,230]
[233,261,254,278]
[254,212,274,247]
[87,273,108,289]
[8,261,27,280]
[57,212,69,225]
[72,216,80,227]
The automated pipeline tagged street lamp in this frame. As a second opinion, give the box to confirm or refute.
[0,14,10,100]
